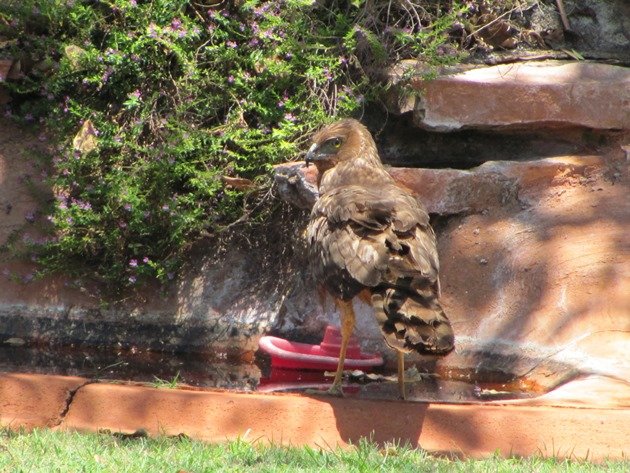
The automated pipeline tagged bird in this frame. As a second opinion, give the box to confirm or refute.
[304,118,454,399]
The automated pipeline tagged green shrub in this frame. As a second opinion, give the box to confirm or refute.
[1,0,467,291]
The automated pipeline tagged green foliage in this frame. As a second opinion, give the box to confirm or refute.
[1,0,469,290]
[150,370,181,389]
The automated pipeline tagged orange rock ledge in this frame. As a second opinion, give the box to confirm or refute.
[0,372,627,461]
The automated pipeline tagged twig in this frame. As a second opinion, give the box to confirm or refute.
[469,4,522,38]
[555,0,572,31]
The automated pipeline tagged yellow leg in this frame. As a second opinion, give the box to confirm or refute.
[397,351,406,400]
[328,299,356,397]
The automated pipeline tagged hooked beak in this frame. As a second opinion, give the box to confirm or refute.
[305,143,318,167]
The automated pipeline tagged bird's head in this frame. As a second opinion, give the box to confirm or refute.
[305,119,377,171]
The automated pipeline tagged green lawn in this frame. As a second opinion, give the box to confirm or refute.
[0,429,626,472]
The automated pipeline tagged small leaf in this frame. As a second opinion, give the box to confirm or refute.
[561,48,585,61]
[73,120,98,154]
[221,176,255,190]
[64,44,87,70]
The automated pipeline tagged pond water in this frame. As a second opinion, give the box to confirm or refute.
[0,343,544,403]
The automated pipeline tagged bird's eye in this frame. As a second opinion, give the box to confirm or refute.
[333,138,341,148]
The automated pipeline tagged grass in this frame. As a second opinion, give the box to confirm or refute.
[0,429,626,472]
[150,371,181,389]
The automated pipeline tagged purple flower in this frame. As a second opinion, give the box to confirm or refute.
[72,199,92,211]
[227,75,235,84]
[161,204,170,211]
[253,5,269,17]
[128,275,137,284]
[226,40,237,48]
[148,23,159,38]
[129,259,138,267]
[124,203,132,211]
[142,256,150,264]
[129,0,137,6]
[284,113,296,122]
[130,89,142,100]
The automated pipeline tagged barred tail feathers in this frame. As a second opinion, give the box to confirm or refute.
[371,286,454,355]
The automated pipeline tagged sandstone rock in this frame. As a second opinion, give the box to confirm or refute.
[275,155,605,215]
[402,61,630,131]
[557,0,630,57]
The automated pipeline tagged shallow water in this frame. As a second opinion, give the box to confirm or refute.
[0,343,542,403]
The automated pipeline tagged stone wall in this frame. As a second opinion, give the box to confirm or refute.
[1,60,629,405]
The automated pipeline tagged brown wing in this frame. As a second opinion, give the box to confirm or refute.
[307,184,439,301]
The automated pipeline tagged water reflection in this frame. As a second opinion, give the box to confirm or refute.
[0,344,541,402]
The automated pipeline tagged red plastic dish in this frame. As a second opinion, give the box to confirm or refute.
[258,325,383,371]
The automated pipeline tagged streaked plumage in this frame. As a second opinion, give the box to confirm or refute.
[305,119,454,398]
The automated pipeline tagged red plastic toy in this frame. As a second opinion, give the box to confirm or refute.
[258,325,383,371]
